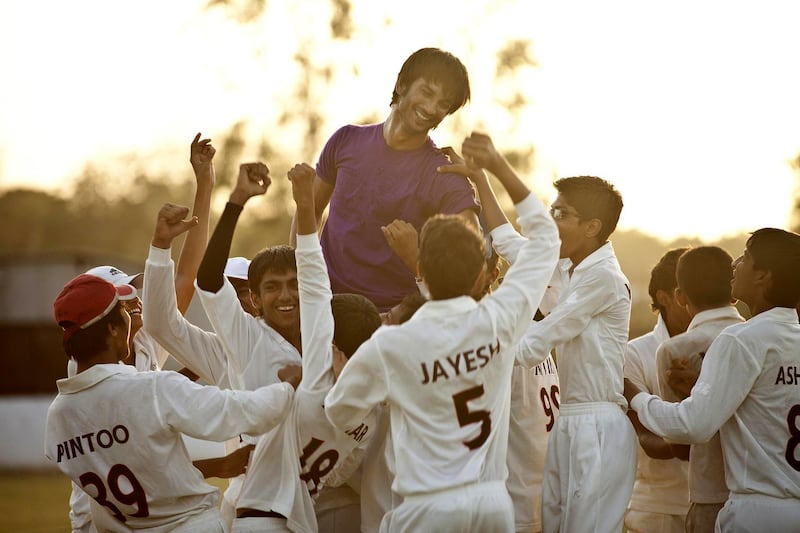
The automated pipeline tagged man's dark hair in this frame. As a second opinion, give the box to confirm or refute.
[677,246,734,308]
[391,47,470,115]
[648,247,689,314]
[62,302,126,361]
[746,228,800,307]
[331,294,382,358]
[553,176,623,242]
[419,214,485,300]
[248,245,297,294]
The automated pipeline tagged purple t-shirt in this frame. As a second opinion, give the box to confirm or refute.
[316,123,480,311]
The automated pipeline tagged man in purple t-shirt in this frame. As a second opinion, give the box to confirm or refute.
[290,48,480,311]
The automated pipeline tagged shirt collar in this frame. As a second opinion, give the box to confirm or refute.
[687,306,743,330]
[410,295,477,320]
[652,314,671,344]
[56,363,137,394]
[560,241,616,274]
[746,306,800,326]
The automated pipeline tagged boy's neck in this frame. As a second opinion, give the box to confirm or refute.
[568,241,605,274]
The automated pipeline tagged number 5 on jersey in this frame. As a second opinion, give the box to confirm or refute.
[452,384,491,450]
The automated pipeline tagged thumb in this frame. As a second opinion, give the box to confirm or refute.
[176,216,200,234]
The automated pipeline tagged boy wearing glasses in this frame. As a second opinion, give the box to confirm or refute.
[515,176,635,533]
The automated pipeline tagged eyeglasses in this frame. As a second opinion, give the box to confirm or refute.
[549,206,581,221]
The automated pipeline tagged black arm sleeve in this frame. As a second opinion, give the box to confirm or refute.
[196,202,244,293]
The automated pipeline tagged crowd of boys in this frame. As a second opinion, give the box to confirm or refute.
[44,47,800,533]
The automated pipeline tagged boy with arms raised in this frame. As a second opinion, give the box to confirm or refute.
[324,133,560,532]
[626,228,800,532]
[45,272,298,532]
[232,163,381,533]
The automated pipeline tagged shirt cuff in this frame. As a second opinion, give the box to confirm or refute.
[148,245,172,266]
[630,391,651,412]
[296,233,321,252]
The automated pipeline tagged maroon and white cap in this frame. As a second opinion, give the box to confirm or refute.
[54,274,137,341]
[85,265,142,287]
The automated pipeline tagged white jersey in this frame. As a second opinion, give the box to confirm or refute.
[66,326,170,533]
[515,242,631,407]
[45,364,293,532]
[235,234,374,533]
[631,306,800,500]
[195,276,301,395]
[143,245,232,388]
[656,306,744,505]
[325,193,560,497]
[625,315,690,516]
[358,402,397,533]
[506,354,560,532]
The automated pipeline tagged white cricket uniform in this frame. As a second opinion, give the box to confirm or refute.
[506,355,560,533]
[325,193,560,533]
[624,315,690,533]
[656,306,744,530]
[515,242,636,533]
[232,233,374,533]
[631,306,800,532]
[195,270,303,518]
[491,214,562,533]
[45,364,293,532]
[66,326,172,533]
[357,402,398,533]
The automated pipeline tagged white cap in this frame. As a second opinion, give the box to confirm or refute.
[85,265,142,287]
[224,257,250,280]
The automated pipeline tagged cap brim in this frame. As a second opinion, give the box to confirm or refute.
[116,284,138,300]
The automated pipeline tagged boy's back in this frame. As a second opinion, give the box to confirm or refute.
[46,365,292,532]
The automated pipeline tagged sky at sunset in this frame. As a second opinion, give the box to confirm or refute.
[1,0,798,241]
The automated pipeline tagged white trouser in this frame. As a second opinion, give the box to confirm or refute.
[715,493,800,533]
[380,481,513,533]
[541,402,637,533]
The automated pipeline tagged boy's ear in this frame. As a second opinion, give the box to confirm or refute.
[674,287,689,308]
[583,218,602,239]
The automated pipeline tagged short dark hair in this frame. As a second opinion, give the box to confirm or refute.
[62,302,126,361]
[648,247,689,314]
[746,228,800,307]
[553,176,623,242]
[419,214,485,300]
[248,245,297,294]
[677,246,734,307]
[394,292,428,324]
[331,294,382,358]
[391,47,470,115]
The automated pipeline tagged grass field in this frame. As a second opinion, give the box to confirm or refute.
[0,471,228,533]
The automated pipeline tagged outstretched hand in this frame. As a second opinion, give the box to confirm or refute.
[190,132,216,174]
[460,132,504,173]
[152,203,200,249]
[381,219,419,274]
[230,162,271,205]
[437,146,488,184]
[287,163,316,205]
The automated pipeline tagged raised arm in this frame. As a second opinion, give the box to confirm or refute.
[174,133,216,314]
[289,176,332,247]
[196,162,270,293]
